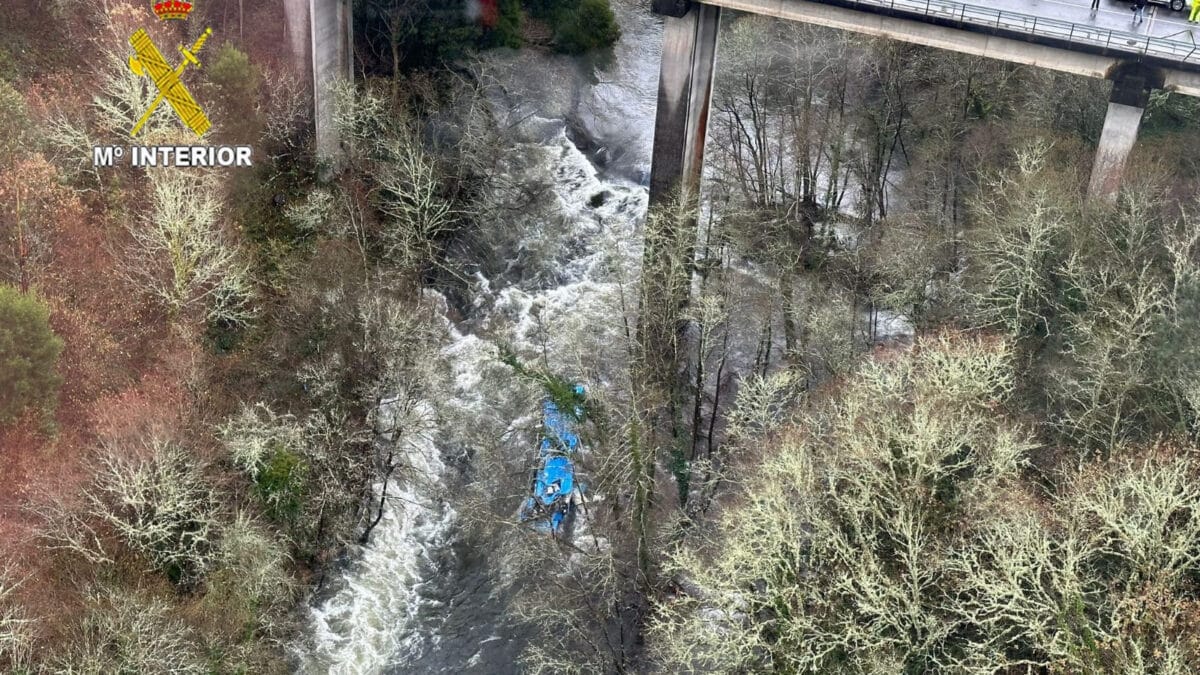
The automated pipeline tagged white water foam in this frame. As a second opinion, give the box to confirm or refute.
[296,128,645,673]
[297,406,454,674]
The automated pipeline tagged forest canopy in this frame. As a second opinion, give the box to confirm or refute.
[649,336,1200,673]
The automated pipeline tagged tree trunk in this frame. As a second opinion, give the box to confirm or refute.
[359,450,396,544]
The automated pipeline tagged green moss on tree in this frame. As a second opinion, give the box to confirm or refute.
[0,79,28,163]
[256,446,306,524]
[0,285,63,424]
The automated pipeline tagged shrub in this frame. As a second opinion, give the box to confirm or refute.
[207,43,260,105]
[93,439,222,590]
[553,0,620,54]
[55,587,206,674]
[256,447,306,523]
[0,79,29,162]
[0,285,63,424]
[490,0,524,49]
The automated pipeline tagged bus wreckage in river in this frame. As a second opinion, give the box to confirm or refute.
[517,388,587,537]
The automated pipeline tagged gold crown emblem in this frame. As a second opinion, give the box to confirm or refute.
[153,0,193,20]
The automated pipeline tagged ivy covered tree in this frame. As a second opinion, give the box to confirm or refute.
[0,284,63,424]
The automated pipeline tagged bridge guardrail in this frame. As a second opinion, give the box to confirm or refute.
[831,0,1200,65]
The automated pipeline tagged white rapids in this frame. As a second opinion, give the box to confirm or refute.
[295,124,648,673]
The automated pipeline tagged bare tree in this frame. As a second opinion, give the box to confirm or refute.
[968,141,1071,338]
[957,450,1200,673]
[649,334,1200,672]
[1046,192,1200,453]
[122,168,256,326]
[218,291,444,551]
[375,127,459,271]
[92,439,223,589]
[648,336,1032,672]
[0,566,34,672]
[53,586,207,674]
[86,2,178,140]
[198,509,300,668]
[328,81,469,285]
[515,540,642,675]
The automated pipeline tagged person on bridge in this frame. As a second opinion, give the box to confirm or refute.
[1091,0,1100,12]
[1133,0,1147,24]
[1190,0,1200,22]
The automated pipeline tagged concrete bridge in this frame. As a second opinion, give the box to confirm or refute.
[283,0,352,172]
[649,0,1200,203]
[285,0,1191,196]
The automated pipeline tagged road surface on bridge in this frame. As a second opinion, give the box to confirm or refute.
[714,0,1200,69]
[997,0,1198,41]
[859,0,1200,62]
[652,0,1194,209]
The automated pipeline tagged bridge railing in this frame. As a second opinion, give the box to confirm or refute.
[830,0,1200,64]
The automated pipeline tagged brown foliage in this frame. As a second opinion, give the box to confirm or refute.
[0,154,84,292]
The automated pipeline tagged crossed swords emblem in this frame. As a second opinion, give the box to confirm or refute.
[127,27,214,137]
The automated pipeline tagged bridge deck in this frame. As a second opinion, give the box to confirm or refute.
[710,0,1200,74]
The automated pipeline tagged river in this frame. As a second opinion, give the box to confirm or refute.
[292,3,922,670]
[295,3,661,673]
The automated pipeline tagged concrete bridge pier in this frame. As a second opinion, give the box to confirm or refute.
[648,0,722,206]
[1088,69,1157,202]
[638,1,721,431]
[311,0,353,174]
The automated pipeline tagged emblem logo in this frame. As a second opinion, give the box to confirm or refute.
[153,1,194,20]
[128,28,213,137]
[93,0,251,164]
